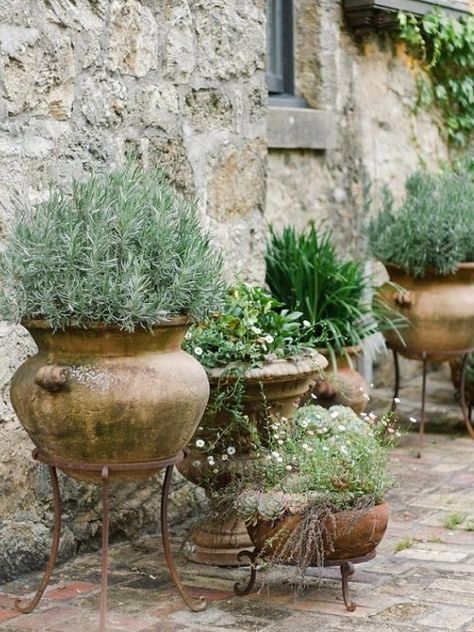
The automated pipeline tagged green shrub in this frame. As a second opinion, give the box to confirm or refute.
[184,283,323,370]
[367,169,474,277]
[0,163,224,330]
[265,224,400,358]
[236,405,396,520]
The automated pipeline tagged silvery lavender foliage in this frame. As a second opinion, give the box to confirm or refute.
[0,163,224,330]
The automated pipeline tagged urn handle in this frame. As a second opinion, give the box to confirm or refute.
[35,365,68,392]
[393,290,413,307]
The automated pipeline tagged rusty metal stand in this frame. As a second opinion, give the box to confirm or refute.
[233,549,375,611]
[390,347,474,457]
[15,449,206,632]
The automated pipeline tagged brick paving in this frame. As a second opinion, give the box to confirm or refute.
[2,368,474,631]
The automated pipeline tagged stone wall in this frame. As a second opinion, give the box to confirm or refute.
[266,0,449,255]
[0,0,266,580]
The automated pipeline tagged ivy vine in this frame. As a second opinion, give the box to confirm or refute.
[398,10,474,146]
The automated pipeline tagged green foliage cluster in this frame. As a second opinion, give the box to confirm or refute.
[0,164,224,330]
[184,283,323,370]
[367,168,474,277]
[236,405,396,522]
[265,224,401,359]
[398,10,474,145]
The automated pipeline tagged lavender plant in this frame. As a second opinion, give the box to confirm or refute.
[0,163,224,330]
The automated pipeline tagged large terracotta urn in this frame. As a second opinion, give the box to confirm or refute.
[10,318,209,482]
[247,502,389,564]
[178,352,328,565]
[378,263,474,360]
[313,346,369,414]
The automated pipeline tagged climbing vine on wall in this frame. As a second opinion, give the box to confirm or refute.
[398,10,474,146]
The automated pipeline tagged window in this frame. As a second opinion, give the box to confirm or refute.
[266,0,294,97]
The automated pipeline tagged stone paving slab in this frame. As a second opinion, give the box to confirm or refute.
[2,376,474,631]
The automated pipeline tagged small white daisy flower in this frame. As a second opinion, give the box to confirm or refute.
[264,334,274,344]
[194,346,203,356]
[227,446,236,455]
[195,439,205,448]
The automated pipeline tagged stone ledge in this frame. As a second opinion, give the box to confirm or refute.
[267,107,336,151]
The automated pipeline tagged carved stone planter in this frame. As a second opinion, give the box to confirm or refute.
[178,352,328,566]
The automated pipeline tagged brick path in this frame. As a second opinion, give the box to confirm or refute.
[1,368,474,631]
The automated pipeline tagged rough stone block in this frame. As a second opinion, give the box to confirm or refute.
[108,0,158,78]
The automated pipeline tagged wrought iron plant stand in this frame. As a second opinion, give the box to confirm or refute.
[390,346,474,456]
[233,548,376,611]
[15,448,206,632]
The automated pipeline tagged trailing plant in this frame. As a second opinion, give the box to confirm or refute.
[398,10,474,146]
[0,163,224,330]
[183,283,326,481]
[232,404,397,575]
[265,224,403,360]
[367,168,474,277]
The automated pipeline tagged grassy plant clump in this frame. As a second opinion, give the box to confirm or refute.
[367,169,474,278]
[0,163,224,330]
[265,224,401,358]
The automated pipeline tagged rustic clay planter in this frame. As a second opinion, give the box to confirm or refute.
[11,318,209,482]
[377,263,474,360]
[178,352,328,565]
[247,502,389,563]
[313,346,369,414]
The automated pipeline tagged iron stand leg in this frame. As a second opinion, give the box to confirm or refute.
[340,561,356,612]
[161,465,207,612]
[15,465,62,614]
[391,349,400,412]
[99,466,110,632]
[234,550,259,596]
[417,353,428,458]
[459,353,474,439]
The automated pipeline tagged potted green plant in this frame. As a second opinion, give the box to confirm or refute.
[177,283,327,565]
[233,404,396,609]
[368,168,474,360]
[265,224,401,413]
[1,163,224,482]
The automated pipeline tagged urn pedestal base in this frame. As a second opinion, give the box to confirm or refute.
[186,514,253,566]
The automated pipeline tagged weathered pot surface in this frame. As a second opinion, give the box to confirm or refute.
[247,502,389,564]
[378,263,474,360]
[314,346,369,414]
[10,318,210,482]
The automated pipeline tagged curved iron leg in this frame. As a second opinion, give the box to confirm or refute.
[234,550,258,596]
[391,349,400,412]
[161,465,207,612]
[459,353,474,439]
[99,467,110,632]
[417,353,428,458]
[16,466,62,614]
[340,561,356,612]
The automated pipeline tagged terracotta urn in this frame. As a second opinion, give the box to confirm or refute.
[313,346,369,414]
[377,263,474,360]
[247,502,389,564]
[10,318,209,482]
[178,352,328,565]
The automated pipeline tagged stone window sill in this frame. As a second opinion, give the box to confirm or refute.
[267,106,336,151]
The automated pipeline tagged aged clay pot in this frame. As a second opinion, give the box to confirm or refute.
[178,352,328,565]
[10,318,209,482]
[377,263,474,360]
[247,502,389,564]
[313,346,369,414]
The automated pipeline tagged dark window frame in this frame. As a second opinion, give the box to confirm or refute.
[266,0,295,97]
